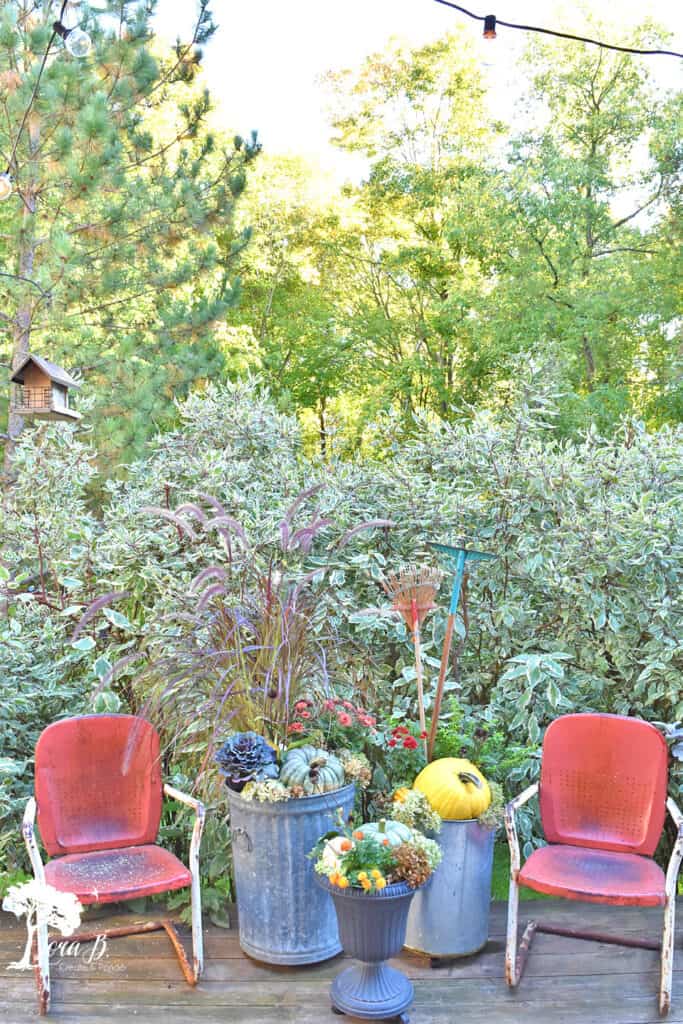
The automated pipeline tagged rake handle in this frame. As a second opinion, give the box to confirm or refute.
[411,598,428,758]
[427,611,455,761]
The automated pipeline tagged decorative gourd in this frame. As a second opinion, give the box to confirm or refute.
[413,758,491,820]
[280,745,345,794]
[321,835,353,873]
[353,819,413,848]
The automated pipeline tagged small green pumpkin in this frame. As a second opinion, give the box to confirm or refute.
[353,819,413,848]
[280,745,345,794]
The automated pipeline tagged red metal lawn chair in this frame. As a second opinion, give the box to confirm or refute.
[505,712,683,1014]
[22,714,205,1015]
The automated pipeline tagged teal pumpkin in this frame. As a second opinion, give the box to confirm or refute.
[280,746,345,794]
[353,819,413,848]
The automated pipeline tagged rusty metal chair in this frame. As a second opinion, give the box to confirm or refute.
[22,714,205,1014]
[505,712,683,1015]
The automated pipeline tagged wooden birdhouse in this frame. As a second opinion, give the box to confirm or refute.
[10,354,81,422]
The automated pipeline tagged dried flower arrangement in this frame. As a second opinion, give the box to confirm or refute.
[312,817,441,893]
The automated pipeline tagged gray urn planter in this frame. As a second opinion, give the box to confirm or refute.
[228,783,355,965]
[318,875,424,1022]
[404,818,495,962]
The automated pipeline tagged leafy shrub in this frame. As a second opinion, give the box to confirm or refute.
[1,375,681,882]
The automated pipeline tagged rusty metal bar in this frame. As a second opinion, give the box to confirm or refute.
[50,918,197,988]
[68,920,165,943]
[535,922,660,951]
[510,918,661,989]
[161,920,197,987]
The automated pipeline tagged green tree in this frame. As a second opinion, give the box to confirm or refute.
[226,153,364,457]
[325,32,501,429]
[483,23,682,432]
[0,0,258,473]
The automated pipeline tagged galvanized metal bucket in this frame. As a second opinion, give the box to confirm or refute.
[227,783,356,965]
[404,818,496,959]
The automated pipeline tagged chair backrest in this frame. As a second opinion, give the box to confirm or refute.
[35,715,162,857]
[539,713,668,856]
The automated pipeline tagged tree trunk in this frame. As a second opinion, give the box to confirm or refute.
[318,397,327,460]
[3,113,39,477]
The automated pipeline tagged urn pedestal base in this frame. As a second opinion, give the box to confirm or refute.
[317,876,420,1023]
[330,962,413,1021]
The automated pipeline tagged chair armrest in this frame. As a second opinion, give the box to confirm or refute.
[163,784,206,872]
[22,797,46,884]
[667,796,683,831]
[164,784,204,815]
[504,783,539,878]
[665,797,683,897]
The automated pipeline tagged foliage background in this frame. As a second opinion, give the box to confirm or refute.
[1,378,680,905]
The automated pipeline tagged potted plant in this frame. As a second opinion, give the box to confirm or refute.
[215,727,359,965]
[312,818,441,1021]
[404,757,504,962]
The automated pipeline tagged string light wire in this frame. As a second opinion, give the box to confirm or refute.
[432,0,683,59]
[4,1,79,180]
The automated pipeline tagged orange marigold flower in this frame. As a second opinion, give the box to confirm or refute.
[353,830,364,840]
[340,838,353,852]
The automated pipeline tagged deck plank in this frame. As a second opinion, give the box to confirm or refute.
[1,899,681,1023]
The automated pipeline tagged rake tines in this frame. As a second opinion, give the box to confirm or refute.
[381,565,443,630]
[382,565,443,757]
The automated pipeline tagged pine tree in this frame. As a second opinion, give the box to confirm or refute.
[0,0,259,473]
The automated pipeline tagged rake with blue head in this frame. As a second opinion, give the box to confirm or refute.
[426,541,495,760]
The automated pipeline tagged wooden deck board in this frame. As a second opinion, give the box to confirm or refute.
[1,900,682,1023]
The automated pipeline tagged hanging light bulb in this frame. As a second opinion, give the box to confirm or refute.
[0,171,12,201]
[64,27,92,57]
[483,15,497,40]
[53,20,92,58]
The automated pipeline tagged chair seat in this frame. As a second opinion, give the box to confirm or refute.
[45,844,192,905]
[518,844,666,907]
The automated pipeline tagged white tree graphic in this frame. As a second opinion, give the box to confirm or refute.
[3,880,82,971]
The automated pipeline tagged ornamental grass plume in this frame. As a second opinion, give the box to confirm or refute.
[84,486,394,777]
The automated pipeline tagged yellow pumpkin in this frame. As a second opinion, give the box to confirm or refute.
[413,758,491,820]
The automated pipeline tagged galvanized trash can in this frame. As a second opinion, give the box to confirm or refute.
[228,783,356,965]
[404,818,495,961]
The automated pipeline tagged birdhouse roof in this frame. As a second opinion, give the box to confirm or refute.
[10,354,80,389]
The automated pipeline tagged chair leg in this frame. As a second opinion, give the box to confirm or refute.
[660,890,676,1015]
[191,855,204,980]
[505,874,520,987]
[35,916,50,1015]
